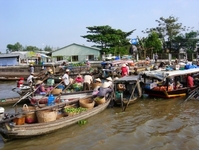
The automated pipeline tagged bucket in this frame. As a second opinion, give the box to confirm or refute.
[13,115,25,125]
[47,79,54,86]
[48,94,55,106]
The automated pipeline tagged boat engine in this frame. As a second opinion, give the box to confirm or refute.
[0,107,5,121]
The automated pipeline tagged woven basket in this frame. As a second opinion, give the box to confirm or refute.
[22,104,37,123]
[94,96,106,105]
[36,110,57,123]
[79,98,95,109]
[92,83,102,89]
[52,88,62,94]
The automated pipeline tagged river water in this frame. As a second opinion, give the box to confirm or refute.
[0,81,199,150]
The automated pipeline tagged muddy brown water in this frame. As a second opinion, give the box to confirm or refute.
[0,81,199,150]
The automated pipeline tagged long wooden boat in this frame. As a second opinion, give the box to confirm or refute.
[141,68,199,98]
[112,75,142,111]
[0,97,28,106]
[0,95,111,141]
[30,90,93,105]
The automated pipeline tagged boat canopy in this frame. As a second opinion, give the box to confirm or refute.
[113,75,140,84]
[141,68,199,80]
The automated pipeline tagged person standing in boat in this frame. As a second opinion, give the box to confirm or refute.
[30,64,34,74]
[106,77,113,87]
[187,74,194,88]
[154,53,158,63]
[62,69,70,88]
[83,73,93,91]
[121,64,128,77]
[27,73,36,86]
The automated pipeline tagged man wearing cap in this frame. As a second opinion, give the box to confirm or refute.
[62,69,70,87]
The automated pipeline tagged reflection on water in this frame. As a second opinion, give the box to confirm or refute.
[0,82,199,150]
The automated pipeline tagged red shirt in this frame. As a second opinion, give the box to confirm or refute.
[121,66,128,77]
[187,75,194,87]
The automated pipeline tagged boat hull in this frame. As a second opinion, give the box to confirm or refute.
[0,96,111,140]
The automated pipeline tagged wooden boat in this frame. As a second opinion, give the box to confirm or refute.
[112,75,143,111]
[0,97,28,106]
[0,95,111,141]
[141,68,199,98]
[30,90,93,105]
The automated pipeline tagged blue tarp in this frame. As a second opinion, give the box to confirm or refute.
[0,57,18,66]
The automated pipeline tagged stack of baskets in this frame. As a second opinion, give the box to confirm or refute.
[79,98,95,109]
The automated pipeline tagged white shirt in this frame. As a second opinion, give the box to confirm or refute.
[83,75,93,84]
[27,75,34,83]
[62,73,69,86]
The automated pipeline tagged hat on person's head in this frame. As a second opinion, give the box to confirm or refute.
[36,80,43,85]
[106,77,112,81]
[66,69,70,72]
[30,72,34,75]
[102,82,110,88]
[122,64,126,67]
[48,69,53,72]
[30,64,33,66]
[95,78,101,82]
[114,77,119,80]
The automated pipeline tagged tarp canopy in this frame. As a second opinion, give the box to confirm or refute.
[141,68,199,80]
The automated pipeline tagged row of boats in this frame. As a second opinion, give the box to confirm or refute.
[0,61,199,142]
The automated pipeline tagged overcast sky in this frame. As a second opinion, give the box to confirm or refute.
[0,0,199,53]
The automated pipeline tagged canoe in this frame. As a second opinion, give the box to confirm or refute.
[112,75,143,111]
[0,97,28,106]
[0,95,111,141]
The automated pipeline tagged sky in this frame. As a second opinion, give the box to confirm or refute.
[0,0,199,53]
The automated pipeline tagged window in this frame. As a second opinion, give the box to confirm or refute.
[57,56,63,61]
[88,55,94,60]
[72,55,78,61]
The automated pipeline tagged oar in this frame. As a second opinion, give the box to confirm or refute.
[12,76,49,107]
[123,81,139,112]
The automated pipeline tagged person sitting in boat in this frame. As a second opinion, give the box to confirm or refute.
[121,64,128,77]
[83,73,93,91]
[126,63,130,75]
[106,77,113,87]
[34,80,46,95]
[62,69,70,88]
[92,78,102,96]
[175,81,183,89]
[96,82,113,99]
[75,74,83,84]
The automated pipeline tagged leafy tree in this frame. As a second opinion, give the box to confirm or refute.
[142,16,191,52]
[145,31,162,54]
[43,45,53,51]
[82,25,135,55]
[6,42,23,53]
[24,46,39,52]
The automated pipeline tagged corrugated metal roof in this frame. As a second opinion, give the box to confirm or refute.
[0,54,19,58]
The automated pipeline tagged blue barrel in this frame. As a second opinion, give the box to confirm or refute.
[48,94,55,106]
